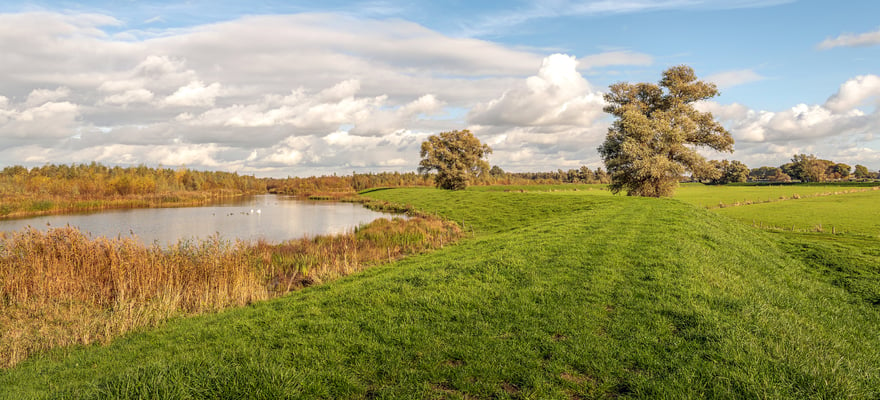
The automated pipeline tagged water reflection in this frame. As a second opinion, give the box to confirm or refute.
[0,195,398,245]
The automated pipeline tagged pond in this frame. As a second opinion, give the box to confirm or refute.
[0,195,399,245]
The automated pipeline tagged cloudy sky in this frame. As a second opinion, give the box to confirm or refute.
[1,0,879,176]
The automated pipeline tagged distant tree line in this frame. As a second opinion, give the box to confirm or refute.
[756,154,876,183]
[0,163,265,199]
[693,154,878,185]
[488,166,611,185]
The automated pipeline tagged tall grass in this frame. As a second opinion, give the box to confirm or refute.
[0,217,462,368]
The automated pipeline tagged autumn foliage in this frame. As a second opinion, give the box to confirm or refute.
[0,163,265,218]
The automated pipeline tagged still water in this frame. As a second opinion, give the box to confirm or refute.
[0,195,399,245]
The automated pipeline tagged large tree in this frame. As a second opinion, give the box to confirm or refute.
[418,129,492,190]
[598,65,734,197]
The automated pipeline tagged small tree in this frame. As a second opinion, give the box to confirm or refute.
[785,154,826,182]
[823,163,850,180]
[769,169,792,183]
[489,165,505,177]
[419,129,492,190]
[598,65,734,197]
[698,159,749,184]
[750,166,781,181]
[854,164,872,180]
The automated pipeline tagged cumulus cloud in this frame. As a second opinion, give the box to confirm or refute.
[0,96,82,147]
[176,80,423,136]
[0,11,566,175]
[164,81,223,107]
[4,9,875,176]
[818,27,880,49]
[469,54,605,127]
[102,89,155,105]
[465,54,612,171]
[696,74,880,168]
[824,75,880,113]
[25,87,71,107]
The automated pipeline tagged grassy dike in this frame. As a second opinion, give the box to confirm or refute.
[2,188,879,398]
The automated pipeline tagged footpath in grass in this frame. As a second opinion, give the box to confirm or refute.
[2,188,879,398]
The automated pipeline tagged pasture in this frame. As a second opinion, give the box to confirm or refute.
[714,189,880,236]
[674,181,880,209]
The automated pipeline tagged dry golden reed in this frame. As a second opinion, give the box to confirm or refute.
[0,216,462,368]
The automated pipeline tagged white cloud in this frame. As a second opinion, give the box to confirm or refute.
[824,75,880,113]
[818,27,880,50]
[103,89,155,105]
[350,94,445,136]
[316,80,361,102]
[164,81,223,107]
[469,54,606,127]
[175,81,443,138]
[0,100,81,145]
[705,69,766,89]
[578,51,653,69]
[25,87,71,107]
[464,54,613,171]
[696,74,880,168]
[5,10,875,176]
[462,0,793,37]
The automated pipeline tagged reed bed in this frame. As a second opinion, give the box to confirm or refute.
[0,190,254,220]
[0,216,462,368]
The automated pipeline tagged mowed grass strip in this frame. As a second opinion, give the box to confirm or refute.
[2,189,879,398]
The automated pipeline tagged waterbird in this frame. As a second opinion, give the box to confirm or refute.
[256,209,261,215]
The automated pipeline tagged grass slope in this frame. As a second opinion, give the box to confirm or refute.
[2,189,878,399]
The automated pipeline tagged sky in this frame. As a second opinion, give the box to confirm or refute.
[1,0,879,177]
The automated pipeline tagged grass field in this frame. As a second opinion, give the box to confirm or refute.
[674,182,880,209]
[1,187,878,399]
[714,189,880,236]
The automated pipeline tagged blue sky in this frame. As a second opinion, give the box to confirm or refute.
[1,0,879,176]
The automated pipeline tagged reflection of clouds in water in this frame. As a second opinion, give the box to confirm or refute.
[0,195,396,246]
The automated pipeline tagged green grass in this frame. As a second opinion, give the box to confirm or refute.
[771,232,880,306]
[2,188,879,398]
[714,189,880,236]
[674,182,879,209]
[470,183,611,193]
